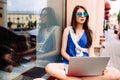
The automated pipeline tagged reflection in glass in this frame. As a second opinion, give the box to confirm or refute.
[36,7,62,63]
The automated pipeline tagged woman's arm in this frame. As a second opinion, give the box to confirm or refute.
[88,45,95,57]
[88,30,95,57]
[61,27,71,61]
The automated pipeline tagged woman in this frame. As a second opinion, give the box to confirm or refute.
[45,5,120,80]
[30,7,62,62]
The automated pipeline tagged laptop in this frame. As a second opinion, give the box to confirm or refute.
[65,57,110,76]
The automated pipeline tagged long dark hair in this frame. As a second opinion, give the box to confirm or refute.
[71,5,92,48]
[40,7,58,27]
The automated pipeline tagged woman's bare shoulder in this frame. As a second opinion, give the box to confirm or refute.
[63,27,69,35]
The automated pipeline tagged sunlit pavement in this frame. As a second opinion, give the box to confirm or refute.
[100,29,120,71]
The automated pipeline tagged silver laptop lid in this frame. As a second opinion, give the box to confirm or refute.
[67,57,110,76]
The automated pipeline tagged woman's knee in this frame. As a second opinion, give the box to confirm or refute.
[45,63,59,74]
[45,63,67,79]
[45,63,53,73]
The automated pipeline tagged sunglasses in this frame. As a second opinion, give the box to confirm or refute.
[77,12,88,17]
[40,13,47,17]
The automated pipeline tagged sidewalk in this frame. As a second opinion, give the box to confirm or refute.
[100,29,120,70]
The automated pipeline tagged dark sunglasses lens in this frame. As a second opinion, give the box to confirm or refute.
[84,13,88,17]
[40,14,47,17]
[77,12,82,17]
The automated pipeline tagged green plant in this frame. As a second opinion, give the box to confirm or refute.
[118,10,120,22]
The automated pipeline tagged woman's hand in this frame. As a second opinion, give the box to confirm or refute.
[29,54,36,61]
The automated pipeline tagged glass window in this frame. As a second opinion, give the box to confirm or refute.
[0,1,64,79]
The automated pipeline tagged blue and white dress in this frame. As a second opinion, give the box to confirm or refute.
[36,26,61,62]
[62,27,89,64]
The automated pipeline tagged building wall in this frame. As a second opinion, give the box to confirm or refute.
[7,13,39,29]
[0,0,7,27]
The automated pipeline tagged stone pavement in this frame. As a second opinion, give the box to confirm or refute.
[100,29,120,70]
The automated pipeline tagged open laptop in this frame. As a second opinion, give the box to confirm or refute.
[65,57,110,76]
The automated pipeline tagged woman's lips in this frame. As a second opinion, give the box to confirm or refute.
[80,18,84,21]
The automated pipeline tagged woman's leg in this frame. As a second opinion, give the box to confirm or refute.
[45,63,83,80]
[102,67,120,80]
[46,63,103,80]
[46,63,120,80]
[81,67,120,80]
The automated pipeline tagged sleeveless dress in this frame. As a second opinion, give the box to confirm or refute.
[37,28,55,54]
[62,31,89,64]
[36,26,61,62]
